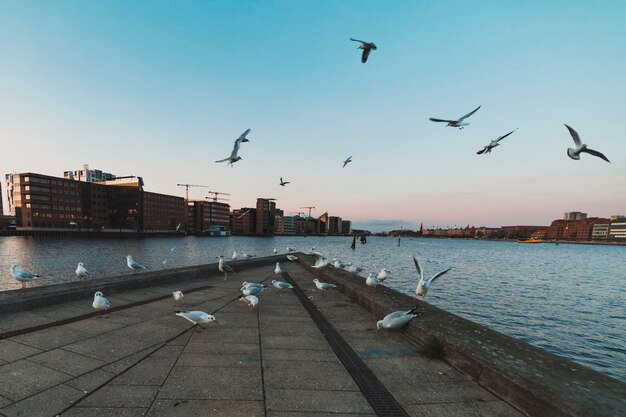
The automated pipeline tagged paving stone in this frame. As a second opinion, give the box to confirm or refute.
[62,407,148,417]
[268,413,376,417]
[405,400,526,417]
[29,303,92,321]
[0,384,84,417]
[183,341,258,354]
[265,388,373,414]
[264,362,359,391]
[62,318,126,334]
[146,399,264,417]
[0,360,73,401]
[261,348,338,362]
[101,345,163,374]
[79,385,159,408]
[261,335,330,350]
[27,348,106,376]
[66,369,116,392]
[177,352,261,368]
[63,333,152,362]
[365,356,470,383]
[0,340,43,363]
[183,326,258,344]
[159,367,262,400]
[112,357,177,386]
[0,394,11,408]
[0,311,51,332]
[11,326,91,351]
[150,344,185,358]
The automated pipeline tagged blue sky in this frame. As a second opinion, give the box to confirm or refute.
[1,1,625,231]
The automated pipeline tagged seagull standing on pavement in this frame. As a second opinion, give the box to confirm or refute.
[311,251,329,269]
[231,250,238,261]
[273,247,278,254]
[240,295,259,313]
[272,280,294,289]
[377,268,391,282]
[10,265,40,288]
[350,38,377,63]
[366,273,381,288]
[414,256,451,304]
[477,128,519,155]
[241,285,265,296]
[564,124,610,162]
[429,105,481,129]
[217,255,235,281]
[279,177,290,186]
[92,291,111,318]
[343,156,353,168]
[176,311,218,332]
[313,278,336,296]
[126,255,148,273]
[215,128,251,167]
[377,307,419,330]
[172,291,184,303]
[75,262,89,279]
[286,254,298,261]
[274,262,283,274]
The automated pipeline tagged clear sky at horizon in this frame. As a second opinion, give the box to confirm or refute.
[1,1,625,231]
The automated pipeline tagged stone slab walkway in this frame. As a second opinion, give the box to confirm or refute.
[0,260,525,417]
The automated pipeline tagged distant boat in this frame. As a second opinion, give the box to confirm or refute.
[517,238,542,244]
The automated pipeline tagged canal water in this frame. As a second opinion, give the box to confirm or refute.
[1,235,624,382]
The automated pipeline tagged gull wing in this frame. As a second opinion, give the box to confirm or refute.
[238,128,251,140]
[428,268,452,284]
[495,128,519,143]
[477,147,488,155]
[429,118,456,123]
[350,38,366,44]
[457,105,481,122]
[582,148,610,163]
[564,124,582,147]
[215,157,230,163]
[412,256,424,282]
[361,48,371,63]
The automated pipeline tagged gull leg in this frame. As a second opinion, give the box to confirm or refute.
[224,272,228,281]
[21,282,26,289]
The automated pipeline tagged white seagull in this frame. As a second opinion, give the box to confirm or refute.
[414,256,452,303]
[564,124,610,163]
[477,128,519,155]
[217,255,235,281]
[274,262,283,274]
[242,253,255,258]
[126,255,148,273]
[349,38,377,63]
[343,156,352,168]
[92,291,111,318]
[231,250,239,261]
[172,290,184,302]
[176,310,218,332]
[242,281,267,290]
[377,268,391,282]
[279,177,290,186]
[286,254,298,261]
[10,265,41,288]
[311,251,329,269]
[333,258,345,269]
[272,280,294,289]
[346,263,363,274]
[215,128,251,167]
[75,262,89,279]
[273,247,278,254]
[313,278,336,296]
[240,295,259,313]
[366,273,381,288]
[286,246,296,253]
[241,285,265,296]
[429,105,481,129]
[376,307,419,331]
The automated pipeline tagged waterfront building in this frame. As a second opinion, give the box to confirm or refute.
[317,212,328,235]
[591,223,610,241]
[608,220,626,240]
[186,200,231,233]
[143,191,184,231]
[232,207,256,235]
[283,215,296,235]
[546,217,610,240]
[563,211,587,221]
[256,198,281,235]
[341,220,351,235]
[500,225,547,239]
[327,216,342,235]
[274,215,285,235]
[63,164,117,183]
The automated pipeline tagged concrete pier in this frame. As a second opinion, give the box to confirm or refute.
[0,255,623,417]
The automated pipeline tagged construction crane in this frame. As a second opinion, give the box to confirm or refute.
[299,206,316,219]
[176,184,211,201]
[287,211,305,217]
[207,190,231,202]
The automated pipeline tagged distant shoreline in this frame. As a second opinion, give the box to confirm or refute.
[402,236,626,247]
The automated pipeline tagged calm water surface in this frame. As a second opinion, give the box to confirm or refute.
[1,235,624,381]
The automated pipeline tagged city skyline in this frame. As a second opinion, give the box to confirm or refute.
[1,1,625,231]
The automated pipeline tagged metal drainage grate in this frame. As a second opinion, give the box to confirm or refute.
[283,272,411,417]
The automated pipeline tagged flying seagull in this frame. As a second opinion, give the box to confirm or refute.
[350,38,377,63]
[343,156,352,168]
[477,128,519,155]
[565,124,609,163]
[215,128,251,167]
[429,105,481,129]
[414,256,451,304]
[279,177,290,186]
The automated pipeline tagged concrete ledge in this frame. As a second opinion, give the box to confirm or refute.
[0,255,284,314]
[297,256,625,417]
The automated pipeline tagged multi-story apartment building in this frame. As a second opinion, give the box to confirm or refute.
[591,223,610,240]
[327,216,343,235]
[546,217,610,240]
[283,216,296,235]
[256,198,279,235]
[341,220,352,235]
[186,200,231,233]
[232,207,256,235]
[143,191,184,231]
[608,219,626,240]
[317,213,328,235]
[563,211,587,221]
[63,164,117,183]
